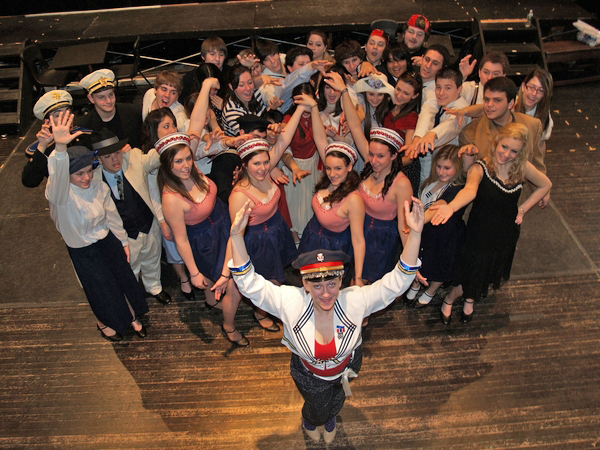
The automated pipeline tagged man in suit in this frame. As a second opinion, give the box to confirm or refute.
[76,69,143,149]
[92,128,172,305]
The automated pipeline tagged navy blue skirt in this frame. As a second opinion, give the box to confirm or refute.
[362,213,399,283]
[298,215,353,259]
[186,198,231,283]
[68,231,148,334]
[245,210,298,284]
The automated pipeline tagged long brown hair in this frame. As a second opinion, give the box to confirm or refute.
[234,149,270,189]
[158,144,208,202]
[315,151,360,204]
[141,108,177,153]
[514,68,553,132]
[391,71,422,120]
[485,123,530,185]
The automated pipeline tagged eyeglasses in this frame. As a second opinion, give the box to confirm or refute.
[525,84,545,96]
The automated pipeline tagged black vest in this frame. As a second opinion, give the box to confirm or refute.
[106,173,154,239]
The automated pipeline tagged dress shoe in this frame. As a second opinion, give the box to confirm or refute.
[323,417,337,444]
[440,299,452,325]
[133,323,147,339]
[179,278,195,300]
[205,298,222,310]
[254,312,280,332]
[302,421,321,442]
[97,324,123,342]
[221,324,250,347]
[461,300,474,323]
[153,290,171,305]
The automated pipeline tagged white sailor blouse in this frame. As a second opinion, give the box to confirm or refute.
[229,257,419,379]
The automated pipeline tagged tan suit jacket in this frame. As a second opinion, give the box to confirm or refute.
[459,112,546,174]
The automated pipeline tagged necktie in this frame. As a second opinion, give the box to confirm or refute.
[434,106,444,127]
[115,173,124,200]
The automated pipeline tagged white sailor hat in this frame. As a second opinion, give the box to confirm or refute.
[370,127,404,151]
[33,90,73,120]
[237,138,270,160]
[354,73,396,103]
[155,132,191,155]
[324,142,358,165]
[79,69,116,94]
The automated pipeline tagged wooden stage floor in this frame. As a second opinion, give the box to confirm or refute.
[0,81,599,448]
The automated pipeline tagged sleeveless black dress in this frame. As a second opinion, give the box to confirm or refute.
[454,161,523,300]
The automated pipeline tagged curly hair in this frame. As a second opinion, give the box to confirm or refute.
[486,123,530,185]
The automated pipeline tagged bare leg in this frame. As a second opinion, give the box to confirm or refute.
[124,297,143,331]
[173,263,192,294]
[463,297,474,315]
[222,280,243,341]
[97,321,118,336]
[254,280,279,328]
[204,279,223,310]
[441,284,462,317]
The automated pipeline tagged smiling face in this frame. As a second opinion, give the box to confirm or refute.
[155,84,179,109]
[386,56,408,79]
[341,56,361,78]
[99,149,124,174]
[495,137,523,166]
[365,35,387,65]
[366,92,385,108]
[303,277,342,312]
[404,26,426,51]
[435,158,457,183]
[325,154,352,186]
[171,147,194,180]
[88,89,116,115]
[156,116,177,139]
[435,77,461,107]
[232,71,255,105]
[70,165,94,189]
[307,34,327,60]
[522,76,546,110]
[263,53,282,73]
[245,151,270,182]
[369,141,396,174]
[483,90,513,122]
[394,80,417,107]
[420,49,444,82]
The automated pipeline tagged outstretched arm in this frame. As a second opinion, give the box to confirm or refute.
[230,200,252,266]
[430,163,482,225]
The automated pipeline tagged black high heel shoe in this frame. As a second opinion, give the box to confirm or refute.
[254,312,280,332]
[132,320,147,339]
[461,299,474,323]
[97,324,123,342]
[179,278,195,300]
[221,324,250,347]
[440,299,452,325]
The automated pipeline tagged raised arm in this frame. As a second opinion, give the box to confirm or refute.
[269,104,309,166]
[294,93,328,162]
[188,77,220,139]
[324,71,369,161]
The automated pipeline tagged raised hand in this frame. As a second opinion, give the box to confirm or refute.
[231,199,253,236]
[36,122,54,149]
[49,112,83,148]
[404,196,424,233]
[458,54,477,79]
[324,71,347,92]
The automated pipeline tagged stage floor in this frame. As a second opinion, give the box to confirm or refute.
[0,81,599,448]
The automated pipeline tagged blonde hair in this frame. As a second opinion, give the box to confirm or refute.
[421,145,463,189]
[486,123,529,185]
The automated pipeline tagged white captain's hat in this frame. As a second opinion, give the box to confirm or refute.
[33,90,73,120]
[79,69,116,94]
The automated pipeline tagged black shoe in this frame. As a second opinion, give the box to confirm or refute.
[179,278,195,300]
[154,290,172,305]
[254,312,280,332]
[205,298,222,310]
[133,323,147,339]
[97,324,123,342]
[440,299,452,325]
[221,324,250,347]
[461,300,474,323]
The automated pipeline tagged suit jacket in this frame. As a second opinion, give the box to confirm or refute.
[459,112,546,174]
[93,147,161,220]
[75,103,143,149]
[229,256,418,378]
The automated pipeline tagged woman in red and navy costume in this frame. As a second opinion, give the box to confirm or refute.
[227,197,423,444]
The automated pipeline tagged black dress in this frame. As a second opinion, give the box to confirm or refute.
[419,184,466,283]
[454,161,523,300]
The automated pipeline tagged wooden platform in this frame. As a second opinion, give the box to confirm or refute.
[0,80,599,448]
